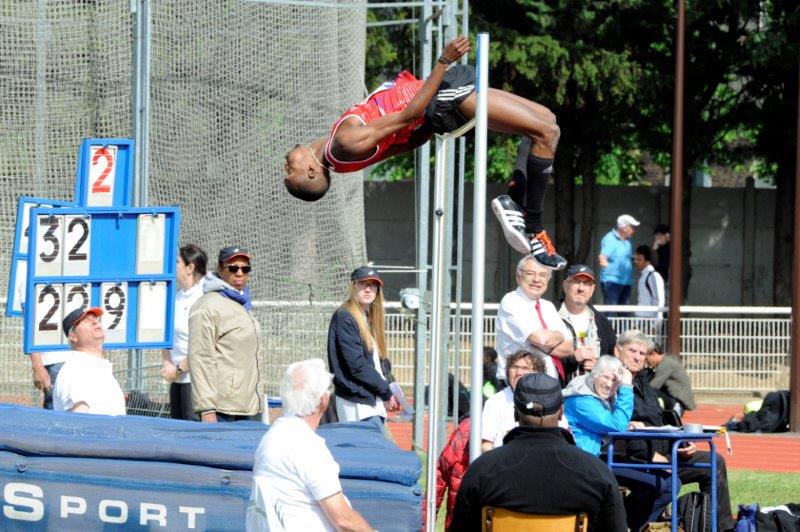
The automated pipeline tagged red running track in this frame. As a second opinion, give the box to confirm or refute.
[386,403,800,473]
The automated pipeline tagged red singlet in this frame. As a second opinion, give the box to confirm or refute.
[325,71,424,173]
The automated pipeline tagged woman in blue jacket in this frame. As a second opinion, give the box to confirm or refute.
[564,347,674,532]
[327,266,399,422]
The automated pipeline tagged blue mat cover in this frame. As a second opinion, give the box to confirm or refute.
[0,404,422,531]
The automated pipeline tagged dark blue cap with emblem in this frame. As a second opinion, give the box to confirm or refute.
[350,266,383,286]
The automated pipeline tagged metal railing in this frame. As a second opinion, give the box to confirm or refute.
[384,304,791,395]
[0,301,790,417]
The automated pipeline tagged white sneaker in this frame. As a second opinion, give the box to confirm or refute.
[491,195,531,255]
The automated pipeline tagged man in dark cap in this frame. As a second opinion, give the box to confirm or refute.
[449,373,626,531]
[558,264,617,380]
[53,307,126,415]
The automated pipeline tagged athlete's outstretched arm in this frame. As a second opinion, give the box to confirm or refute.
[332,36,470,159]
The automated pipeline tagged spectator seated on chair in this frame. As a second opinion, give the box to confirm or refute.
[449,373,626,532]
[563,351,674,532]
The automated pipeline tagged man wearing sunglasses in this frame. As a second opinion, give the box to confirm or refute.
[190,246,263,422]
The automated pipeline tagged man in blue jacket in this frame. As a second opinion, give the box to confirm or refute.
[598,214,639,305]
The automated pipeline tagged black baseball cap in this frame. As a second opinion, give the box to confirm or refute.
[654,224,670,235]
[218,246,251,264]
[350,266,383,286]
[566,264,595,283]
[514,373,563,416]
[62,307,103,338]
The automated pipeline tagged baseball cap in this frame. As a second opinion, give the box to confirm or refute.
[654,223,670,235]
[617,214,640,228]
[350,266,383,286]
[218,246,251,264]
[62,307,103,338]
[513,373,563,416]
[566,264,595,283]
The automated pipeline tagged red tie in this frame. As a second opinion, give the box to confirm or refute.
[535,299,565,382]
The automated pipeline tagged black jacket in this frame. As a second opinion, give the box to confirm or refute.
[559,302,618,378]
[625,370,673,462]
[327,307,392,405]
[449,426,627,532]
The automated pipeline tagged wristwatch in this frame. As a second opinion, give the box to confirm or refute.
[175,365,185,375]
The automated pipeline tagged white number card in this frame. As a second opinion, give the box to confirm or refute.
[86,145,118,207]
[33,283,63,346]
[101,281,128,343]
[137,282,167,343]
[135,213,165,275]
[34,215,63,277]
[63,215,91,276]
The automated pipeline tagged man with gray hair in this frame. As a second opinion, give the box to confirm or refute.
[247,359,373,532]
[618,331,734,530]
[496,255,573,386]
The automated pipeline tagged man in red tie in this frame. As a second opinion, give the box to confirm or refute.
[496,256,574,387]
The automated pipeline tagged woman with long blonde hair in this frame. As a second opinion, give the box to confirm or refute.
[327,266,399,422]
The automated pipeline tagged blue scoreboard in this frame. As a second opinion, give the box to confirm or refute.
[8,138,181,353]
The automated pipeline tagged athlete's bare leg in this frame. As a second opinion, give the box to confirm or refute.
[458,88,566,269]
[456,88,560,157]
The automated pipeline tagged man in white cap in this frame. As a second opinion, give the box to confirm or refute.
[53,307,126,415]
[598,214,640,306]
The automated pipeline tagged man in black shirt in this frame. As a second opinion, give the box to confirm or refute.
[620,334,735,531]
[450,373,626,531]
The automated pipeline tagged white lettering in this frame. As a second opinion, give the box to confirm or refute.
[60,496,87,518]
[3,483,44,521]
[179,506,205,529]
[140,503,167,526]
[98,499,128,524]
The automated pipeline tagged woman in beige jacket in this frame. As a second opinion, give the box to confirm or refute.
[189,246,262,422]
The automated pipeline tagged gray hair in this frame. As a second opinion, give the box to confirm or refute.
[280,358,332,416]
[590,355,624,378]
[516,255,535,272]
[616,329,654,352]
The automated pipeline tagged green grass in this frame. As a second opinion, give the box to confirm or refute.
[419,452,800,529]
[682,469,800,510]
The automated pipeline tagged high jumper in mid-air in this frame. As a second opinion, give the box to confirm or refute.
[284,36,566,270]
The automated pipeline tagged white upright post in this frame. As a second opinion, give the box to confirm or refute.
[469,33,489,463]
[424,136,450,532]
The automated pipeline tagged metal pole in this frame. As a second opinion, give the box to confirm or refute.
[436,0,457,455]
[412,0,433,452]
[129,0,151,390]
[468,33,489,463]
[667,0,685,356]
[790,47,800,431]
[450,0,469,431]
[34,0,48,193]
[424,136,451,532]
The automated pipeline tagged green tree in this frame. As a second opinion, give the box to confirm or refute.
[630,0,763,297]
[473,0,649,265]
[736,0,799,305]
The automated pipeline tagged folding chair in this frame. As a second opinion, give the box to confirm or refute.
[482,506,589,532]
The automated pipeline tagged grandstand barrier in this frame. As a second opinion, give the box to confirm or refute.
[0,299,789,416]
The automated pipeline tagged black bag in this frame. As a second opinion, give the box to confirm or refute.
[727,390,790,433]
[678,491,712,532]
[754,504,800,531]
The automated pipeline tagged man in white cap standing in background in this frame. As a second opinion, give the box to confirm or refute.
[598,214,640,306]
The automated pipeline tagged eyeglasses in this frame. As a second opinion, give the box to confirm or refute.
[509,364,534,373]
[227,265,252,274]
[518,270,551,281]
[569,279,595,287]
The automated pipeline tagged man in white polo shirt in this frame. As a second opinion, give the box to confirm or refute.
[247,359,373,532]
[496,256,574,386]
[53,307,126,415]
